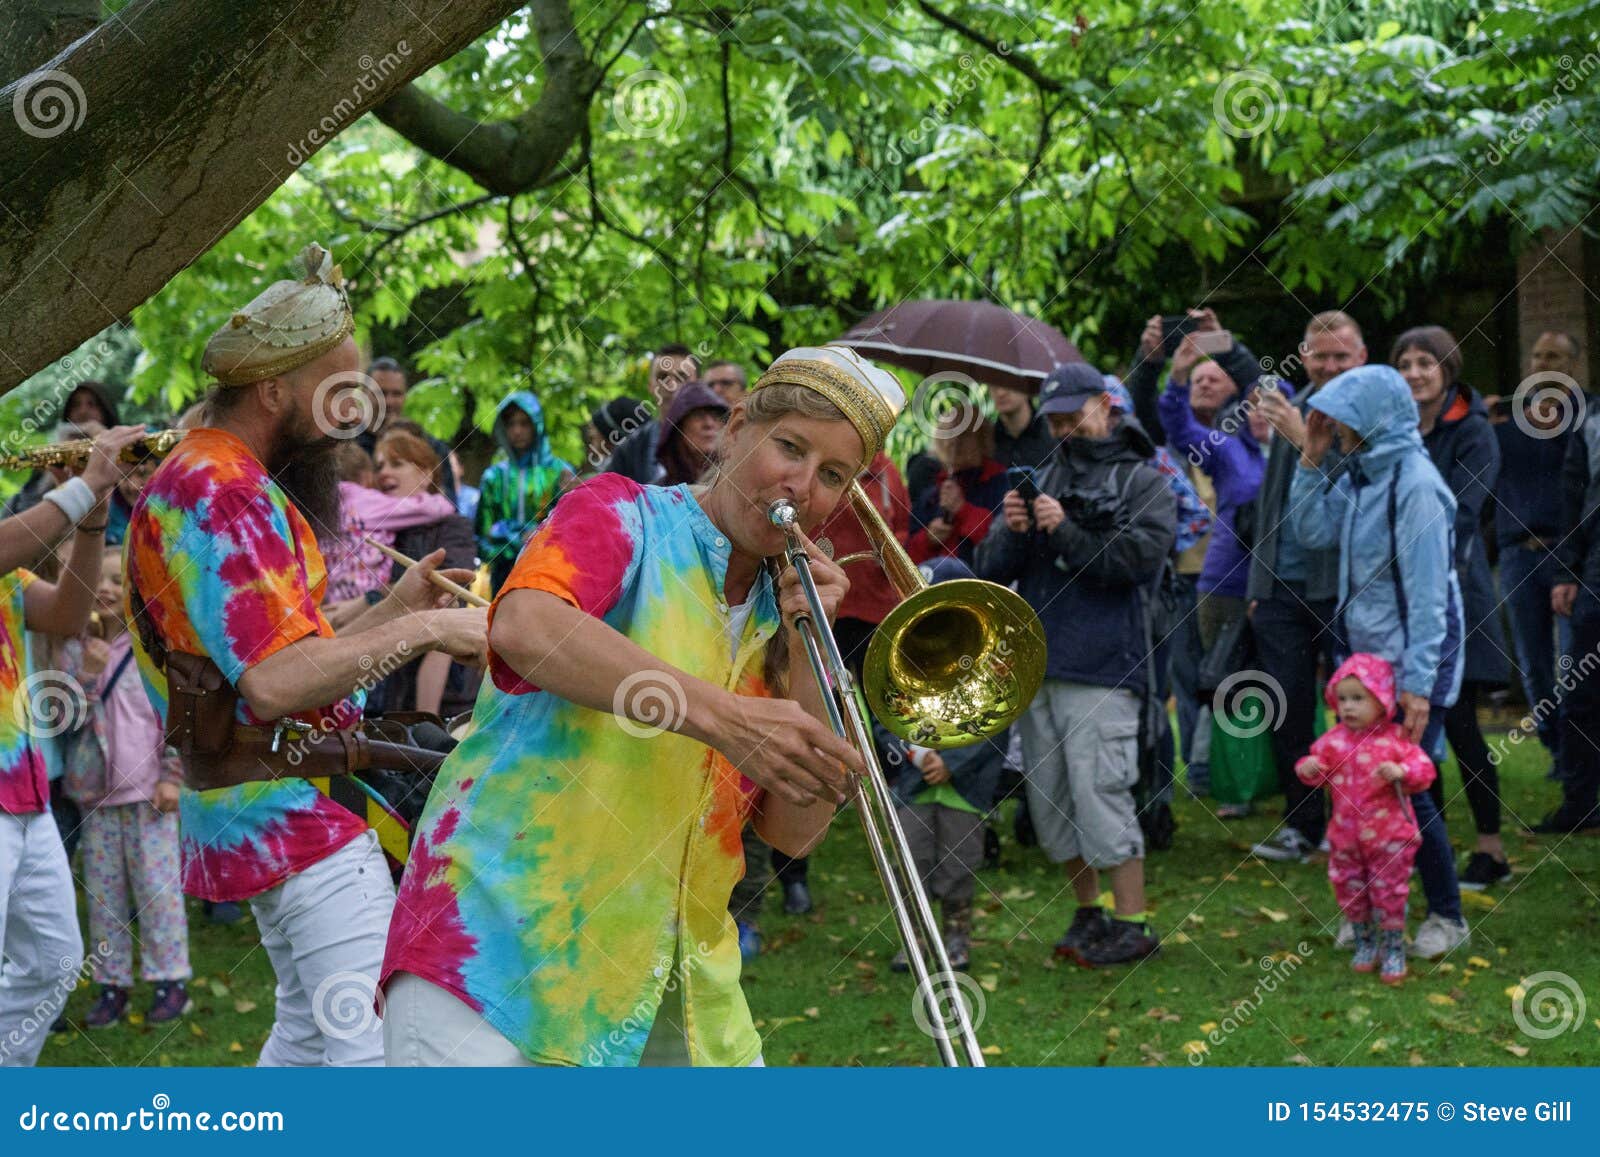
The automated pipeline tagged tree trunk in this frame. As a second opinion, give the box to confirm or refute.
[0,0,523,395]
[0,0,102,84]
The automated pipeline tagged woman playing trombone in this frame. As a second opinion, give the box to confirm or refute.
[381,347,905,1066]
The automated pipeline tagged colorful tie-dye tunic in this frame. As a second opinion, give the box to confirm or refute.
[0,569,44,816]
[383,474,778,1066]
[124,428,368,902]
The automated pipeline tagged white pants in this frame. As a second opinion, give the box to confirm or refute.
[383,972,765,1067]
[0,811,83,1067]
[248,830,394,1067]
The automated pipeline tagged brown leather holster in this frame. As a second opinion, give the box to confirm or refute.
[163,651,447,792]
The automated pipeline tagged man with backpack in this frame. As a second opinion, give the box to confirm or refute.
[976,364,1176,967]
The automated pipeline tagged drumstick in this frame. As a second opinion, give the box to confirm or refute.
[363,537,490,608]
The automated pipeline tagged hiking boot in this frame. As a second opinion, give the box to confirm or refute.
[84,985,129,1029]
[1408,914,1469,960]
[1075,918,1160,968]
[782,880,813,916]
[1053,906,1111,959]
[148,981,191,1024]
[1459,852,1512,891]
[1379,929,1407,985]
[1251,827,1315,862]
[1350,923,1377,973]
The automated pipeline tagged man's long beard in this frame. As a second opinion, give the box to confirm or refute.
[272,433,343,543]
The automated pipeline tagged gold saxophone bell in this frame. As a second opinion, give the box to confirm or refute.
[0,429,186,473]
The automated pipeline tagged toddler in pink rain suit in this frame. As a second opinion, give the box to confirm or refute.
[1295,653,1435,985]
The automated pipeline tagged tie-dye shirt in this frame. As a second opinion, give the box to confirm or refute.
[383,474,778,1067]
[124,427,368,902]
[0,569,44,815]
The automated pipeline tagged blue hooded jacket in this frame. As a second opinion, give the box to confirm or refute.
[1286,366,1463,706]
[476,390,576,567]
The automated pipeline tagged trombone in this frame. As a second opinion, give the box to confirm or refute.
[769,483,1046,1067]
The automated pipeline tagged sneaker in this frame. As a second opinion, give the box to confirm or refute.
[1076,918,1160,968]
[1318,836,1331,854]
[84,985,129,1029]
[1379,929,1407,985]
[147,981,190,1024]
[1408,914,1470,960]
[1458,852,1512,891]
[736,920,762,962]
[1350,924,1377,973]
[1053,906,1112,959]
[782,880,813,916]
[1251,828,1315,862]
[1334,919,1355,950]
[1526,803,1600,835]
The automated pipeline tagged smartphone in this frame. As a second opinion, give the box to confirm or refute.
[1191,329,1233,356]
[1160,314,1202,356]
[1005,465,1039,502]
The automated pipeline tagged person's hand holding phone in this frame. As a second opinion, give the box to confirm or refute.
[1170,334,1203,383]
[1138,315,1164,364]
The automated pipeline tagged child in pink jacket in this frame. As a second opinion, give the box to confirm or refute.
[1296,653,1436,984]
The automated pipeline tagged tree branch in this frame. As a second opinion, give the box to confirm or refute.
[373,0,600,196]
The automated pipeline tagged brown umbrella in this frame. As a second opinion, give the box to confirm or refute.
[835,299,1082,393]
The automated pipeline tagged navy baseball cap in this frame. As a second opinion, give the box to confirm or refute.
[1036,363,1109,416]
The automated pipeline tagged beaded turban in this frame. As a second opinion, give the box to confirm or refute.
[749,345,904,463]
[202,243,355,387]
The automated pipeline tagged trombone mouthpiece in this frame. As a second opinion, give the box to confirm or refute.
[767,499,799,529]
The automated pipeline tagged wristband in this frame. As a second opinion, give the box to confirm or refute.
[42,477,96,524]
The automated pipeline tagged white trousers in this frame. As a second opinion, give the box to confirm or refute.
[383,971,765,1067]
[0,811,83,1067]
[248,829,394,1067]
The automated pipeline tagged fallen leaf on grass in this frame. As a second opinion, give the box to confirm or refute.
[1426,993,1456,1007]
[1370,1038,1389,1053]
[1467,955,1492,969]
[1219,929,1240,940]
[1258,907,1289,923]
[1505,1043,1530,1058]
[1170,931,1192,945]
[1181,1040,1208,1057]
[1200,1022,1219,1033]
[804,1007,820,1019]
[981,1045,1003,1056]
[233,999,257,1014]
[1346,1004,1371,1024]
[190,1021,205,1038]
[977,975,999,993]
[228,1042,244,1054]
[1460,890,1497,910]
[1409,1051,1425,1066]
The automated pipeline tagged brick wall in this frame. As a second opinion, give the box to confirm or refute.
[1516,225,1594,390]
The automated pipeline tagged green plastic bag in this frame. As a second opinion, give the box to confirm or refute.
[1209,696,1325,806]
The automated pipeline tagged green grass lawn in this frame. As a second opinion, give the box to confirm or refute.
[45,716,1600,1067]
